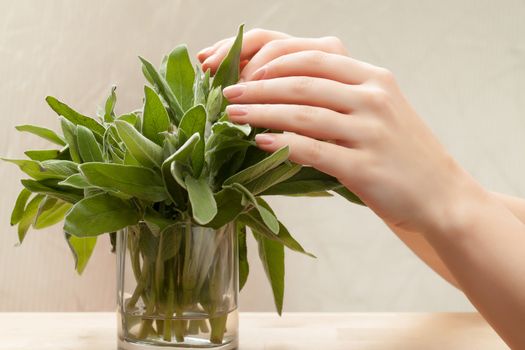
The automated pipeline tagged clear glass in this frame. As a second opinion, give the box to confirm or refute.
[117,220,238,350]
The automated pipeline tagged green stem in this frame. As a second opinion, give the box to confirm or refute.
[209,314,228,344]
[163,263,175,341]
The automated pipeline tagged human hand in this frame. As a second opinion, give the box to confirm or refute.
[197,29,488,235]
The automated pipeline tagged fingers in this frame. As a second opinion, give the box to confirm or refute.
[254,132,357,179]
[226,104,360,143]
[240,36,348,81]
[248,50,375,85]
[222,77,358,113]
[199,28,290,74]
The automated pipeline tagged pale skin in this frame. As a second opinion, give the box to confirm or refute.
[197,29,525,349]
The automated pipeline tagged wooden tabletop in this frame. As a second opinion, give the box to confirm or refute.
[0,312,508,349]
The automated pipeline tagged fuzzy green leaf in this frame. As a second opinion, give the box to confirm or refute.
[65,233,97,274]
[205,188,244,229]
[15,125,66,146]
[17,194,44,243]
[212,24,244,90]
[60,118,82,163]
[139,57,184,123]
[21,179,83,203]
[58,173,92,189]
[223,145,289,186]
[165,45,195,111]
[34,197,72,229]
[64,193,140,237]
[24,150,61,161]
[252,229,284,315]
[142,86,170,145]
[46,96,105,136]
[10,189,32,225]
[76,125,103,162]
[244,162,302,195]
[185,175,217,225]
[80,163,168,202]
[179,105,206,176]
[103,86,117,123]
[2,159,78,181]
[237,220,249,290]
[115,120,163,168]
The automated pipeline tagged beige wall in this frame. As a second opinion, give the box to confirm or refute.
[1,0,524,312]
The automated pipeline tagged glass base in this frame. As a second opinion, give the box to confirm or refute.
[118,338,238,350]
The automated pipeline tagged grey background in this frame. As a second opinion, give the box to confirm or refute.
[1,0,524,312]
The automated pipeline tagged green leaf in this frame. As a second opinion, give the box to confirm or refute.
[80,163,168,202]
[144,208,178,234]
[11,189,32,225]
[260,166,344,195]
[185,175,217,225]
[206,188,244,229]
[115,120,163,168]
[179,105,206,176]
[212,24,244,90]
[142,86,170,145]
[227,183,279,234]
[17,194,45,243]
[244,162,302,195]
[161,151,187,208]
[252,229,284,315]
[64,193,140,237]
[76,125,103,162]
[2,159,78,181]
[223,145,289,186]
[15,125,66,146]
[46,96,105,136]
[21,179,83,203]
[139,57,184,123]
[34,198,72,229]
[237,221,249,290]
[103,85,117,123]
[58,173,92,189]
[169,132,200,168]
[333,186,364,206]
[60,118,82,163]
[165,45,195,111]
[65,233,97,274]
[24,150,60,161]
[206,86,223,122]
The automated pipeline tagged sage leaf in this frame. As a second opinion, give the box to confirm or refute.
[212,24,244,90]
[80,163,168,202]
[34,197,72,229]
[115,120,163,168]
[10,189,32,225]
[161,150,187,208]
[139,57,184,123]
[21,179,83,203]
[59,173,92,189]
[64,193,140,237]
[2,159,78,181]
[24,150,60,161]
[142,86,170,145]
[205,188,244,229]
[244,162,302,195]
[103,86,117,123]
[333,186,364,206]
[223,145,289,186]
[260,166,344,195]
[237,221,249,290]
[179,105,206,176]
[185,175,217,225]
[252,229,284,315]
[65,233,97,274]
[60,118,82,163]
[165,45,195,111]
[46,96,105,136]
[17,194,44,243]
[76,125,103,162]
[15,125,66,146]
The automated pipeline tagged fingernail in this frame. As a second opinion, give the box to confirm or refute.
[250,67,266,81]
[255,133,276,145]
[197,46,214,57]
[226,105,248,122]
[202,54,217,67]
[223,84,246,100]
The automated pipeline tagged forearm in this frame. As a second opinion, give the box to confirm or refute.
[423,186,525,349]
[390,191,525,291]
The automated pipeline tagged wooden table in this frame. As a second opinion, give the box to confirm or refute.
[0,312,508,349]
